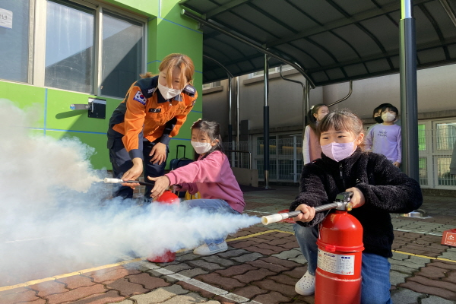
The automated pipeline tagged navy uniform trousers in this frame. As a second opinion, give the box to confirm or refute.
[108,136,168,201]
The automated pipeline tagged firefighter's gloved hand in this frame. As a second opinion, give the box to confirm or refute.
[345,187,365,208]
[293,204,316,223]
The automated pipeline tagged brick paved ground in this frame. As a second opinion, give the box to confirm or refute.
[1,186,455,303]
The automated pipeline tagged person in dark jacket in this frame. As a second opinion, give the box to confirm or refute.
[290,110,422,304]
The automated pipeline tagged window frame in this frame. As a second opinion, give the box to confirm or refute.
[33,0,147,96]
[419,118,456,190]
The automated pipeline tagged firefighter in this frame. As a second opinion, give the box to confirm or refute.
[107,53,197,201]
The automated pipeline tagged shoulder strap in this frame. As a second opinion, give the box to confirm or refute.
[135,76,159,98]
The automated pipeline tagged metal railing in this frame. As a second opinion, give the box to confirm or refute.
[225,150,252,170]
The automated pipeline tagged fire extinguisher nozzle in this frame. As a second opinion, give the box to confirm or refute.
[261,214,286,225]
[104,178,124,184]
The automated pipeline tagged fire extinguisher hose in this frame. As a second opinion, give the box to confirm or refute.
[261,201,347,225]
[103,178,155,187]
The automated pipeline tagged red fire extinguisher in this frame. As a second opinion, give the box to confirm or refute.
[315,192,364,304]
[147,190,179,263]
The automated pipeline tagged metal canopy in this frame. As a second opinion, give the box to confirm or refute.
[180,0,456,86]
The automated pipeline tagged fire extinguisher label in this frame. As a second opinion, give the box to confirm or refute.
[317,249,355,275]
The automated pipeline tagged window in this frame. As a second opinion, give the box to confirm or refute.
[0,0,31,83]
[1,0,145,96]
[43,0,145,97]
[418,120,456,189]
[202,81,221,90]
[255,134,302,183]
[45,0,95,93]
[248,64,294,79]
[101,11,143,98]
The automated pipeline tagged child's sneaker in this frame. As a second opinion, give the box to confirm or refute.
[295,271,315,295]
[193,241,228,256]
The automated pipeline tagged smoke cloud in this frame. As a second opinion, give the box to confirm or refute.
[0,99,260,286]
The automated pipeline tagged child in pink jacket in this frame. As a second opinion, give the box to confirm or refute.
[148,120,245,255]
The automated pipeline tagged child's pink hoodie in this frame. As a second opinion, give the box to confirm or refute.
[165,150,245,213]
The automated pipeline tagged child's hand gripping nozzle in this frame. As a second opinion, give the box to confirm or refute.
[262,192,364,304]
[260,191,353,225]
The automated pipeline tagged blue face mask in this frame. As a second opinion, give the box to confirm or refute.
[321,141,355,162]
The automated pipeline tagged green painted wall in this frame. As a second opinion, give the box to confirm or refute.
[0,0,202,171]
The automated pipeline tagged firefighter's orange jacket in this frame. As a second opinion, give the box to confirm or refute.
[108,76,197,160]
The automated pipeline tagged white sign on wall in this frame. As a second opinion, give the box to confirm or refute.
[0,8,13,29]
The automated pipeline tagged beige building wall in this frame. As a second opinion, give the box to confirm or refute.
[202,63,456,138]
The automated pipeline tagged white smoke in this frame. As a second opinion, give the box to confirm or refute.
[0,99,260,286]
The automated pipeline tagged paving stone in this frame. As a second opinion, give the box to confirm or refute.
[232,253,263,263]
[229,240,258,249]
[187,260,224,271]
[269,274,301,286]
[259,256,301,269]
[109,300,134,304]
[391,288,423,304]
[421,295,456,304]
[131,285,189,304]
[217,249,249,258]
[272,249,301,260]
[69,289,125,304]
[45,284,106,304]
[137,261,160,271]
[175,253,200,262]
[216,264,258,277]
[399,280,456,301]
[252,279,296,297]
[230,285,268,299]
[127,273,170,290]
[29,280,68,297]
[389,258,429,269]
[86,266,141,283]
[0,288,39,304]
[160,291,214,303]
[268,237,294,246]
[251,291,292,304]
[107,278,148,297]
[390,270,410,286]
[242,245,284,256]
[390,264,420,275]
[431,261,456,271]
[440,250,456,261]
[202,255,235,267]
[185,278,229,296]
[407,275,456,294]
[176,281,216,299]
[289,255,307,264]
[162,263,193,273]
[247,258,291,273]
[278,242,300,250]
[233,268,276,284]
[57,275,96,289]
[291,294,315,304]
[195,273,245,290]
[417,265,449,279]
[215,292,250,303]
[178,267,209,278]
[282,266,308,279]
[21,299,46,304]
[390,252,410,261]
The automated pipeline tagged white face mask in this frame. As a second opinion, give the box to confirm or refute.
[191,141,213,154]
[157,82,181,100]
[381,112,396,122]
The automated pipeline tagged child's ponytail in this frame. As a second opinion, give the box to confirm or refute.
[307,104,327,132]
